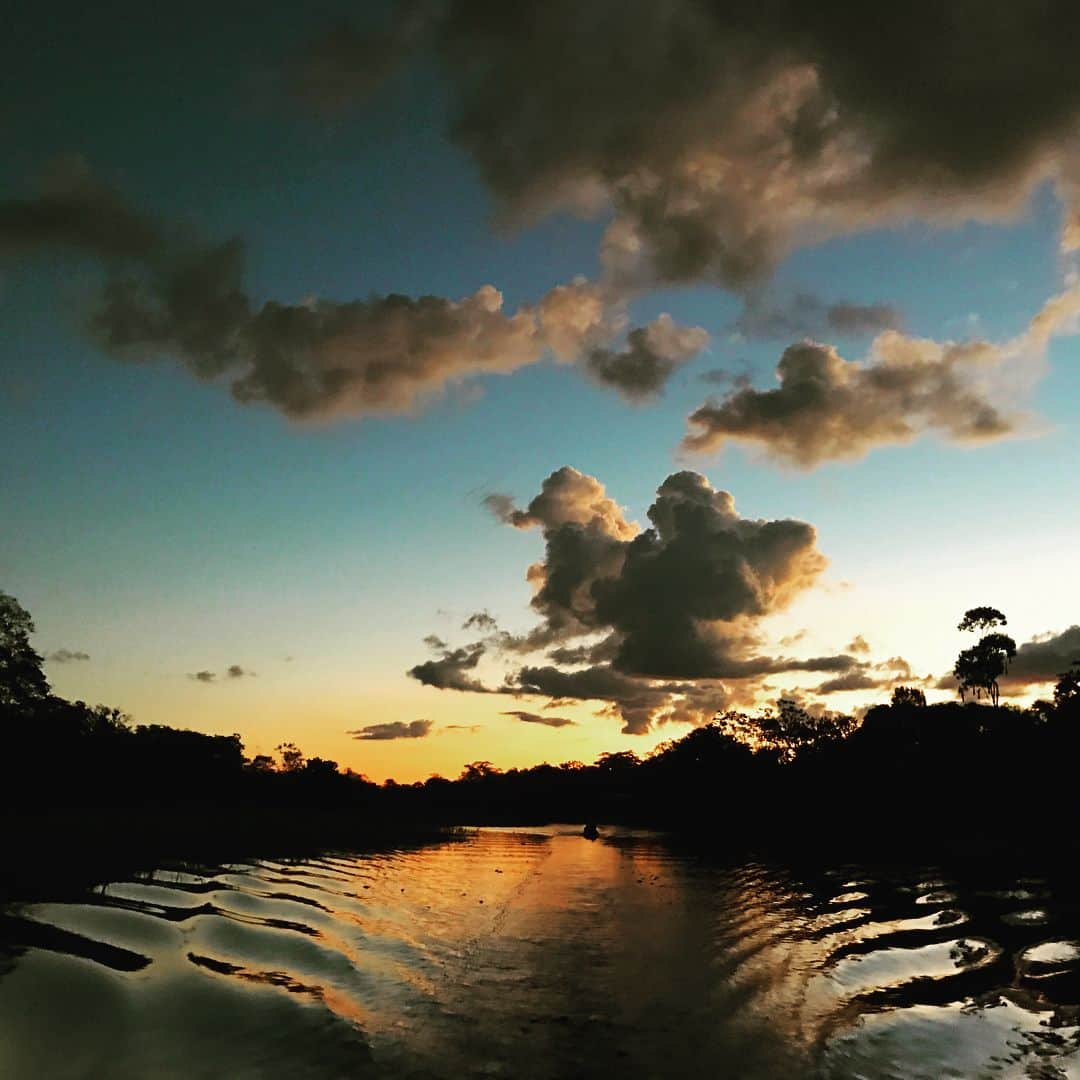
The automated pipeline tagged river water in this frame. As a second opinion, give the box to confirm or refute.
[2,825,1079,1078]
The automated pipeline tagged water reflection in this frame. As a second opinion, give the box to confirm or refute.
[1,827,1079,1078]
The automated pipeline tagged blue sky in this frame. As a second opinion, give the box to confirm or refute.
[4,3,1080,780]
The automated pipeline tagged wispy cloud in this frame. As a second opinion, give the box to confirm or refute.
[46,649,90,663]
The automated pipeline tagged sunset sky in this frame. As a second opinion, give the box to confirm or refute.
[4,2,1080,781]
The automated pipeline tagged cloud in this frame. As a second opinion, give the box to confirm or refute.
[462,611,498,633]
[682,285,1080,467]
[814,671,883,694]
[734,293,901,340]
[96,269,559,420]
[443,724,484,734]
[827,303,903,336]
[408,640,489,692]
[186,664,252,683]
[846,635,870,654]
[0,157,162,260]
[875,656,914,679]
[583,314,708,400]
[506,663,731,736]
[8,168,724,420]
[46,649,90,663]
[348,719,434,740]
[1003,626,1080,687]
[420,3,1080,286]
[419,466,840,733]
[502,710,576,728]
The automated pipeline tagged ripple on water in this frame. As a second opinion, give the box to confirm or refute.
[2,833,1080,1079]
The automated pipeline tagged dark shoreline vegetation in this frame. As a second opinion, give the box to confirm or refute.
[3,590,1080,898]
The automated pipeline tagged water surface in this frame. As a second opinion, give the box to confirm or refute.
[2,826,1079,1078]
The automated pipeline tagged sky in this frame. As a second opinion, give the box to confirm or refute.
[3,1,1080,782]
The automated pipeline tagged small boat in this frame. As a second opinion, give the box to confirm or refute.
[582,823,599,840]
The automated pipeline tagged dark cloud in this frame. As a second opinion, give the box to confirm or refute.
[444,723,483,733]
[189,670,216,683]
[422,2,1080,285]
[734,293,901,340]
[814,671,883,694]
[462,611,498,633]
[0,158,162,260]
[502,710,576,728]
[349,719,433,740]
[226,664,253,679]
[683,288,1080,467]
[96,269,562,419]
[46,649,90,663]
[588,470,828,679]
[408,640,489,692]
[846,635,870,654]
[506,663,730,735]
[583,315,707,400]
[547,637,621,666]
[421,466,838,733]
[1004,626,1080,686]
[6,171,691,420]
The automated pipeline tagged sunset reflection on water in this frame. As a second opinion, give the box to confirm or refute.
[2,828,1079,1078]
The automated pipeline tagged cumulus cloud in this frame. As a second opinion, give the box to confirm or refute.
[1004,626,1080,687]
[5,169,711,420]
[408,640,489,691]
[846,635,870,654]
[502,710,576,728]
[417,466,847,733]
[226,664,253,679]
[46,649,90,663]
[349,719,433,740]
[189,670,216,683]
[420,2,1080,287]
[583,314,708,400]
[682,285,1080,467]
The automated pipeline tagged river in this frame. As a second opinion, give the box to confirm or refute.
[2,825,1079,1078]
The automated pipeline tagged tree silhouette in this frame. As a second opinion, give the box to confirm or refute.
[594,750,640,773]
[275,742,305,772]
[957,606,1008,633]
[720,698,855,761]
[891,686,927,707]
[0,590,50,709]
[459,760,501,782]
[954,608,1016,707]
[1054,661,1080,708]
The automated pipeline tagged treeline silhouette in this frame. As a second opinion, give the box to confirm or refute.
[4,590,1080,885]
